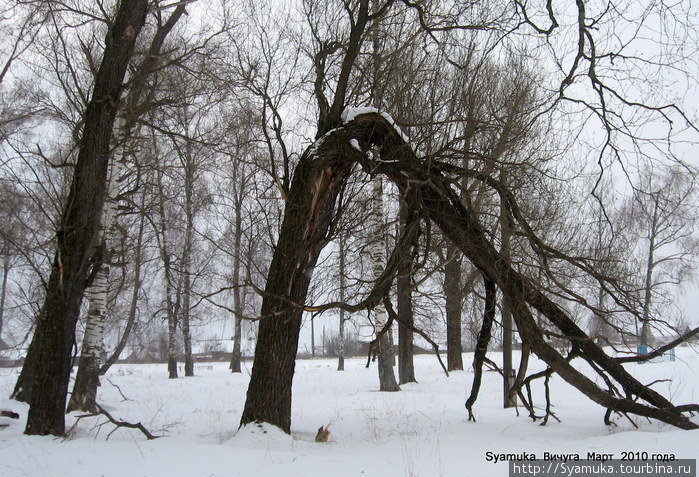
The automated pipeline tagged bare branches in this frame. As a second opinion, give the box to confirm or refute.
[70,404,160,440]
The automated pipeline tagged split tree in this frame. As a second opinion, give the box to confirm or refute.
[238,0,699,433]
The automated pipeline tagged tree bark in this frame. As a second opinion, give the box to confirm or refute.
[337,232,347,371]
[22,0,148,436]
[465,275,496,420]
[239,142,355,433]
[99,199,146,375]
[67,259,107,413]
[371,176,400,392]
[0,258,9,347]
[397,194,415,384]
[11,334,37,402]
[444,244,463,371]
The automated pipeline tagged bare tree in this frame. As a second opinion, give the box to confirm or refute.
[239,0,699,434]
[626,167,698,348]
[67,0,190,412]
[21,0,149,436]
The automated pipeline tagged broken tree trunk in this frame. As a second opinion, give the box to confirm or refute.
[239,140,356,433]
[241,110,698,434]
[330,112,699,430]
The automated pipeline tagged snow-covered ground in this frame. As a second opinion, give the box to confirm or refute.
[0,348,697,477]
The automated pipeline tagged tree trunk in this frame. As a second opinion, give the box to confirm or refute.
[99,200,146,375]
[640,199,658,348]
[22,0,148,436]
[444,244,463,371]
[337,233,346,371]
[180,137,196,377]
[68,116,125,413]
[72,3,187,382]
[0,258,9,346]
[66,260,107,413]
[155,167,179,379]
[465,275,496,420]
[397,195,415,384]
[240,144,355,433]
[229,167,246,372]
[499,169,516,407]
[371,176,400,392]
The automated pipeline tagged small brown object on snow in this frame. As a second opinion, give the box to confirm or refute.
[314,424,330,442]
[0,410,19,419]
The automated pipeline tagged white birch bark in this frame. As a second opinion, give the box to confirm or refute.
[67,118,125,411]
[371,176,399,391]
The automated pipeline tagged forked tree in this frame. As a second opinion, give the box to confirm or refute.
[239,0,699,434]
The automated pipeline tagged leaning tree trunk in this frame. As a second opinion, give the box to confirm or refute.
[397,194,415,384]
[71,3,187,385]
[444,244,463,371]
[306,112,698,430]
[241,110,698,434]
[368,124,698,429]
[22,0,148,436]
[239,141,356,433]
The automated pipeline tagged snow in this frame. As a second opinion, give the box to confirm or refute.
[342,106,410,143]
[306,127,339,158]
[0,348,697,476]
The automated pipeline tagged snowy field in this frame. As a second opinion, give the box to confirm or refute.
[0,348,697,477]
